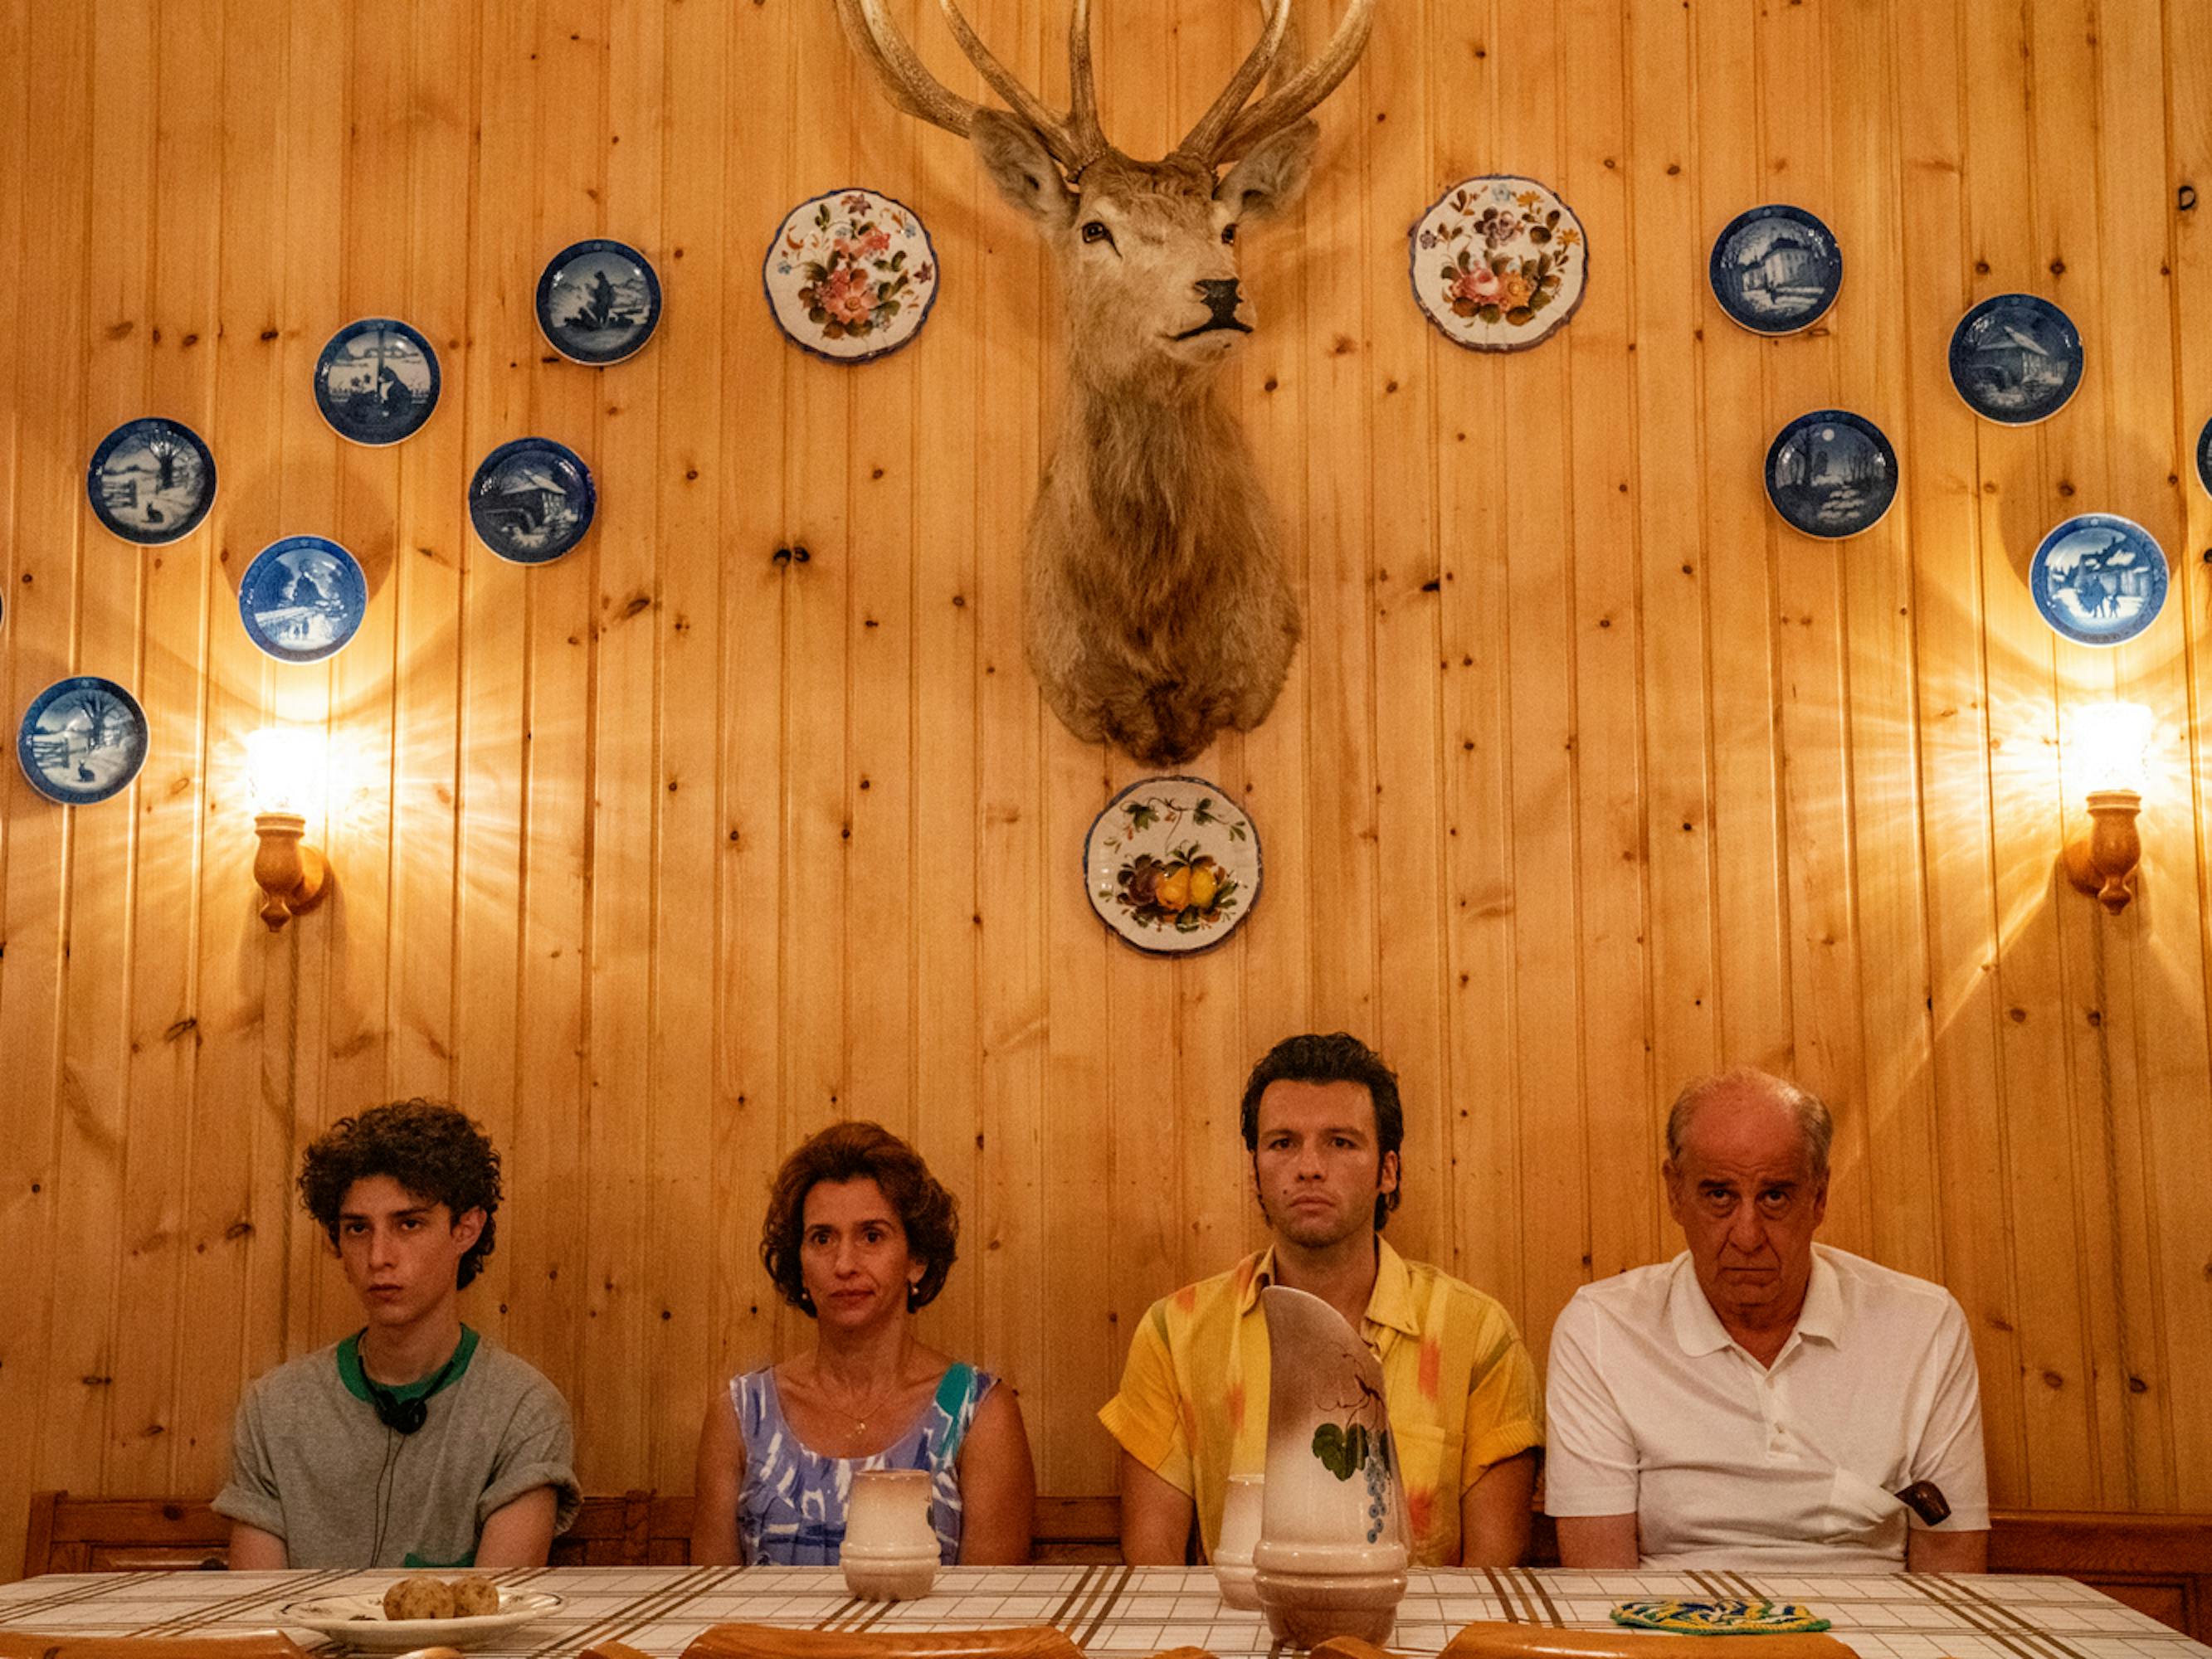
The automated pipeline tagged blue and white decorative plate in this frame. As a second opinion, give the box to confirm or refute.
[86,416,216,545]
[1709,204,1842,335]
[1949,294,2083,425]
[1084,776,1261,956]
[536,239,662,366]
[238,535,369,663]
[2195,414,2211,500]
[1764,410,1898,538]
[1409,175,1587,353]
[763,188,941,364]
[2031,513,2167,647]
[17,676,149,805]
[314,319,440,445]
[468,437,595,564]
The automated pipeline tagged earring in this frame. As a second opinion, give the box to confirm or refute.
[906,1283,922,1311]
[799,1288,815,1311]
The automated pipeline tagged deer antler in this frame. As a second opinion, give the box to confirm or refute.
[831,0,986,137]
[1186,0,1376,164]
[1066,0,1108,166]
[833,0,1112,175]
[836,0,1354,175]
[1173,0,1294,163]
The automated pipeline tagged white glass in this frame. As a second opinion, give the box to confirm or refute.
[841,1467,938,1600]
[1213,1472,1264,1610]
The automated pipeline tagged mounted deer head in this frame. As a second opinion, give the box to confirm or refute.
[834,0,1373,765]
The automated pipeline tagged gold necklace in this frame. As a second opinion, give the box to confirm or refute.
[815,1366,904,1436]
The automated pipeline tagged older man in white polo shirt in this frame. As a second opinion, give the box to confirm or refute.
[1545,1069,1988,1573]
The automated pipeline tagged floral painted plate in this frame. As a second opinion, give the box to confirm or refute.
[536,239,662,366]
[17,676,149,805]
[86,416,217,545]
[2030,513,2167,647]
[1709,204,1842,335]
[314,319,440,445]
[763,187,940,364]
[1764,410,1897,538]
[2195,414,2211,500]
[1612,1601,1831,1636]
[239,535,368,664]
[1949,293,2082,425]
[1408,175,1586,353]
[468,436,595,564]
[1084,776,1260,956]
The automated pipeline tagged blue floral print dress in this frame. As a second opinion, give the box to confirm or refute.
[732,1362,994,1565]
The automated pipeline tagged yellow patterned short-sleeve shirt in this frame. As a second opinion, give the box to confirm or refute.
[1098,1238,1543,1567]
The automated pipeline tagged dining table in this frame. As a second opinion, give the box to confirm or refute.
[1,1565,2205,1659]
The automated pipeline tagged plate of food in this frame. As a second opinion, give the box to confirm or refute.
[278,1578,561,1652]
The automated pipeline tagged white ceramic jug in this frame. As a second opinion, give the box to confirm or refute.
[1213,1472,1264,1610]
[841,1467,939,1600]
[1250,1285,1409,1645]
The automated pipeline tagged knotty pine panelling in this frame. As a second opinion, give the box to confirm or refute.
[2,0,2210,1579]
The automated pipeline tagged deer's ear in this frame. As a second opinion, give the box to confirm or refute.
[972,110,1074,223]
[1214,120,1318,221]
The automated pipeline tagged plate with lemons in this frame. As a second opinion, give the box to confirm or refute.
[1085,775,1261,956]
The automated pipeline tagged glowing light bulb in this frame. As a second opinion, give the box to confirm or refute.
[2072,701,2153,797]
[244,726,326,819]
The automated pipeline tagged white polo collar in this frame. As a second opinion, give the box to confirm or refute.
[1667,1246,1847,1356]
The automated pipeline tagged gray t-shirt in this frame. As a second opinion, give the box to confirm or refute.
[213,1327,580,1568]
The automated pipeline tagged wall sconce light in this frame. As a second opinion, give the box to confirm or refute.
[245,727,331,932]
[2063,701,2152,916]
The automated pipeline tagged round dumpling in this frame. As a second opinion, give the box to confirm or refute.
[447,1576,500,1617]
[382,1574,456,1622]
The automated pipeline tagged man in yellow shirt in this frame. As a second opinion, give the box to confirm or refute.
[1099,1033,1542,1567]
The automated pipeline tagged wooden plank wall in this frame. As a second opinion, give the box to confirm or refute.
[1,0,2209,1579]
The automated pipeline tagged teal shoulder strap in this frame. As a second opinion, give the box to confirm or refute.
[933,1363,980,1466]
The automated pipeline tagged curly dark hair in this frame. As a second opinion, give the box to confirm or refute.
[759,1121,959,1316]
[298,1099,504,1289]
[1239,1032,1405,1231]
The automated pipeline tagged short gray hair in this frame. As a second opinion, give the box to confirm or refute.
[1665,1068,1834,1180]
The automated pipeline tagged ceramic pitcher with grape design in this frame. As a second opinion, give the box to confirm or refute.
[1251,1285,1410,1644]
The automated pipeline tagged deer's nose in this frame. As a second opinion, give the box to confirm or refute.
[1196,278,1243,319]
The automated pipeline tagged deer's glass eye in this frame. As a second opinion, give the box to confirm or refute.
[1081,220,1113,245]
[1221,222,1237,245]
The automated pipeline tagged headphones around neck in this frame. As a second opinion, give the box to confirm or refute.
[363,1342,466,1435]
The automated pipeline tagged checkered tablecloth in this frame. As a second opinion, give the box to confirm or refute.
[2,1567,2204,1659]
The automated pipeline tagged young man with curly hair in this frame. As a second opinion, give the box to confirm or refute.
[214,1100,579,1569]
[1100,1034,1543,1568]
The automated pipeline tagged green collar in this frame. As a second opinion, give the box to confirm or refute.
[337,1325,479,1405]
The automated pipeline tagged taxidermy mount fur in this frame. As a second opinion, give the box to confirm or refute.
[834,0,1373,765]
